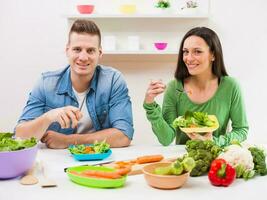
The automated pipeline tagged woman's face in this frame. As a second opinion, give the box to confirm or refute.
[182,35,214,76]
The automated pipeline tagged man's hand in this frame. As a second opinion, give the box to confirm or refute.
[144,80,166,104]
[186,132,213,141]
[41,130,73,149]
[45,106,83,129]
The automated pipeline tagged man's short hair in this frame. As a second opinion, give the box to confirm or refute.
[68,19,101,46]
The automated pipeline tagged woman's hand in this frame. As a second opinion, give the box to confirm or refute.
[186,132,213,141]
[144,80,166,104]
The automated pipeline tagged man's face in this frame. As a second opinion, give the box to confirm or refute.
[66,32,102,77]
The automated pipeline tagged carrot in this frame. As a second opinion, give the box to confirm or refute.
[115,161,130,165]
[84,146,94,153]
[116,167,131,176]
[82,170,122,179]
[68,171,80,175]
[115,161,134,168]
[129,159,137,164]
[68,171,116,179]
[136,155,164,164]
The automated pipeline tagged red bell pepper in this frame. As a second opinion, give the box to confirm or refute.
[208,158,236,187]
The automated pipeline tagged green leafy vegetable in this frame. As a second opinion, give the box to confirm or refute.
[0,133,37,152]
[93,140,110,153]
[68,140,110,154]
[173,111,216,129]
[154,155,195,176]
[182,157,196,172]
[248,147,267,176]
[68,144,87,154]
[171,160,184,175]
[154,165,172,175]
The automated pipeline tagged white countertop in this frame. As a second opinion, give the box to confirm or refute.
[1,144,266,200]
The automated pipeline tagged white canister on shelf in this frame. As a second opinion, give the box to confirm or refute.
[127,36,140,51]
[102,36,116,51]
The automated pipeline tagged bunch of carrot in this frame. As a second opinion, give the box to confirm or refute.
[69,154,164,179]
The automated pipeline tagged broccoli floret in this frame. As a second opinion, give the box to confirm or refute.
[211,145,222,158]
[186,140,205,151]
[190,160,208,176]
[203,140,215,151]
[248,147,267,176]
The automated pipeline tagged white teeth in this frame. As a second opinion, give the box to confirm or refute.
[77,64,89,67]
[187,64,198,68]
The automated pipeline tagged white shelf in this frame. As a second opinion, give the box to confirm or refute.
[104,50,177,55]
[66,14,209,20]
[100,51,178,63]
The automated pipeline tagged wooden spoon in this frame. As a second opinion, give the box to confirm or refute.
[20,165,38,185]
[39,161,57,188]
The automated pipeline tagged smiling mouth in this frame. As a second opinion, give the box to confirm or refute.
[76,63,89,68]
[187,64,198,69]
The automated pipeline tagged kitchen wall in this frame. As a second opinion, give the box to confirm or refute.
[0,0,266,145]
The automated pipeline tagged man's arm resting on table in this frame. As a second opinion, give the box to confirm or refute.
[42,128,131,149]
[15,112,52,140]
[16,106,81,141]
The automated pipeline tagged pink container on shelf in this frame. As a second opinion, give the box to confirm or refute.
[77,5,94,14]
[154,42,168,50]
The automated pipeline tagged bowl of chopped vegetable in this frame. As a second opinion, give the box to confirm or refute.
[143,162,190,189]
[68,140,111,161]
[142,157,195,189]
[0,133,38,179]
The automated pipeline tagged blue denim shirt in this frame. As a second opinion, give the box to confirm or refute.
[17,65,134,139]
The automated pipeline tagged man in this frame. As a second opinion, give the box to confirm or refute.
[15,19,134,149]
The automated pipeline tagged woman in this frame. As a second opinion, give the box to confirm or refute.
[143,27,248,147]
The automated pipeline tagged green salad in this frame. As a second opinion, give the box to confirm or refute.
[173,111,216,129]
[69,140,110,154]
[0,132,37,152]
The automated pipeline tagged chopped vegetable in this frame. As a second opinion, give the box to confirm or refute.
[93,140,110,153]
[0,132,37,152]
[173,111,216,129]
[171,160,184,175]
[68,140,110,154]
[208,158,236,187]
[154,165,172,175]
[182,157,196,172]
[154,155,195,176]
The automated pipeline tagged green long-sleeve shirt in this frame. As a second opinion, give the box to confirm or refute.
[143,76,249,147]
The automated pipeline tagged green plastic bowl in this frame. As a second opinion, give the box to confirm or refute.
[66,165,127,188]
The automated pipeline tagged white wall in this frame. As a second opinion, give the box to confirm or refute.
[0,0,266,145]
